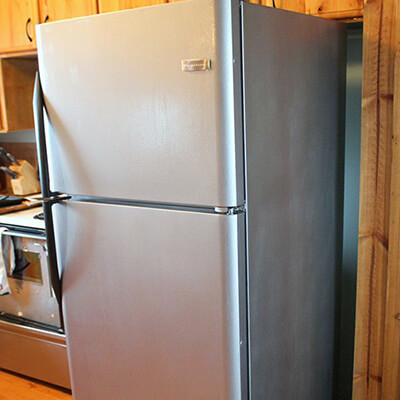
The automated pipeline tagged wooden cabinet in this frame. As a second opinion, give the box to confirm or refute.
[258,0,305,13]
[0,0,40,54]
[99,0,360,20]
[0,0,365,56]
[98,0,306,13]
[246,0,361,18]
[98,0,166,13]
[0,1,98,55]
[39,0,98,23]
[305,0,363,19]
[0,56,38,132]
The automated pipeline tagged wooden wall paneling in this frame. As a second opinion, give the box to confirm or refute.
[0,0,40,53]
[381,50,400,400]
[305,0,363,19]
[353,0,399,399]
[39,0,98,23]
[98,0,166,13]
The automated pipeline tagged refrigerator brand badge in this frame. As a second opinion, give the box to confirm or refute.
[181,59,211,72]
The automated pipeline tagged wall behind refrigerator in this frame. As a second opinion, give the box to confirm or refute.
[337,25,362,400]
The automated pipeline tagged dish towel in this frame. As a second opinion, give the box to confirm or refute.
[0,228,15,295]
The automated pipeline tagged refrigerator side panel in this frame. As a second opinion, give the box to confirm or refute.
[242,5,346,400]
[36,0,243,208]
[53,201,245,400]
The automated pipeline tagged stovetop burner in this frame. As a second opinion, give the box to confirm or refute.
[33,212,44,220]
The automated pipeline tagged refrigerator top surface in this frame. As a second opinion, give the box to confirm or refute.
[36,0,244,208]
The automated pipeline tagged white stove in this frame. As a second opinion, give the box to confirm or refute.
[0,206,45,230]
[0,205,71,389]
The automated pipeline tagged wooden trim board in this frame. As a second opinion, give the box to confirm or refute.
[353,0,400,398]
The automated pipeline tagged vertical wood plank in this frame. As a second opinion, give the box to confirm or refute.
[353,0,384,393]
[381,50,400,400]
[353,0,399,398]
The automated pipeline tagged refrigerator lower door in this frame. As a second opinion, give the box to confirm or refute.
[36,0,243,208]
[53,201,245,400]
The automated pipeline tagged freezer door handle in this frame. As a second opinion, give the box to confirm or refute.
[33,73,52,199]
[33,73,63,325]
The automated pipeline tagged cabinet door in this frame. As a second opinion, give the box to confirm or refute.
[305,0,363,19]
[39,0,98,23]
[98,0,166,13]
[0,0,39,53]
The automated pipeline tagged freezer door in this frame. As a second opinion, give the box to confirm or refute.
[53,201,245,400]
[36,0,243,208]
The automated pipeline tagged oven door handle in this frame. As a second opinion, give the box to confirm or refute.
[33,73,63,314]
[2,230,46,241]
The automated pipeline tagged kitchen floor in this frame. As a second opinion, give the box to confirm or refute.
[0,369,72,400]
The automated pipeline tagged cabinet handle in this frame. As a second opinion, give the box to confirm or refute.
[44,15,50,22]
[25,18,33,42]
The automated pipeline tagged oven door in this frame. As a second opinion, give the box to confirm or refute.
[0,230,61,330]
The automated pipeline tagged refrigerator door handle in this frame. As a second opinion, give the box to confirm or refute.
[33,72,53,200]
[33,73,63,321]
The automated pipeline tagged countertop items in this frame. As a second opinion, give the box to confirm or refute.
[0,195,42,217]
[8,160,41,196]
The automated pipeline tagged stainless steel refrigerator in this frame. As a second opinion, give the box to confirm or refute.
[33,1,346,399]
